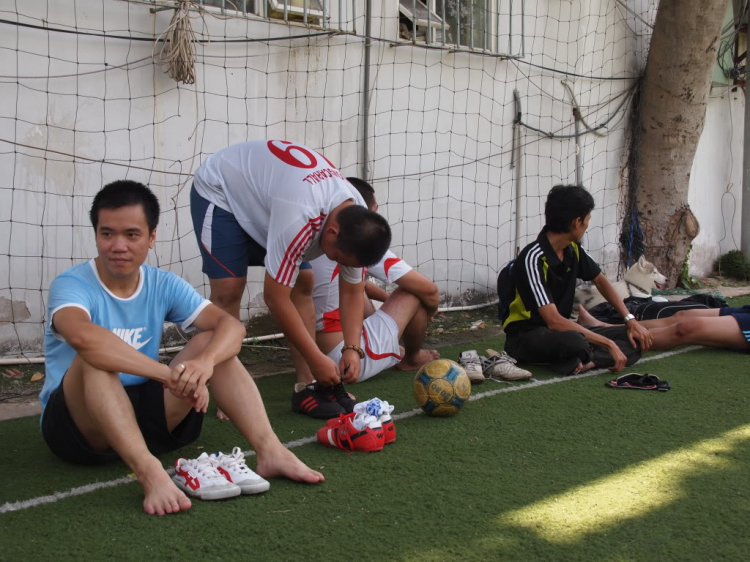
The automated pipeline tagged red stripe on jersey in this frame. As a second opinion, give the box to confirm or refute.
[276,215,325,285]
[362,326,403,361]
[383,257,402,279]
[330,264,340,282]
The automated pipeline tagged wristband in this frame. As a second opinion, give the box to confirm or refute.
[623,314,636,323]
[341,344,365,359]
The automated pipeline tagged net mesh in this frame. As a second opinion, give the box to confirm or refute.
[0,0,657,357]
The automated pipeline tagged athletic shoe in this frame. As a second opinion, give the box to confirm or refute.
[317,411,385,452]
[355,398,395,444]
[458,350,485,384]
[326,382,357,413]
[172,453,242,501]
[292,382,345,419]
[483,349,532,381]
[379,408,396,445]
[209,447,270,495]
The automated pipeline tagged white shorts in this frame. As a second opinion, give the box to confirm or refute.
[327,310,402,383]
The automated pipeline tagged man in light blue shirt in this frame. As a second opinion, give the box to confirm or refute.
[41,180,323,515]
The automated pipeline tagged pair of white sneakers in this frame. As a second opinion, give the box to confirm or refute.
[172,447,270,501]
[458,349,533,383]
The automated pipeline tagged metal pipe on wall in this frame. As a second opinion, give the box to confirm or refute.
[361,0,373,180]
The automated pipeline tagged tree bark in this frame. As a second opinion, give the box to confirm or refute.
[635,0,728,287]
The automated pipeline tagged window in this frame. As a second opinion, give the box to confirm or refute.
[267,0,325,24]
[398,0,447,43]
[398,0,525,55]
[197,0,325,25]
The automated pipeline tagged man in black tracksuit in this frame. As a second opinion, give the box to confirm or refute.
[502,185,652,376]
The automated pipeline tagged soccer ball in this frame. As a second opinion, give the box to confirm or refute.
[413,359,471,417]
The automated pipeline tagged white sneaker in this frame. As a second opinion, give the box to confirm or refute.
[484,349,532,381]
[210,447,270,495]
[172,453,242,500]
[354,398,396,444]
[458,350,485,384]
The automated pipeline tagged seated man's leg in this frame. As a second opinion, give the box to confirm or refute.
[289,266,315,386]
[378,288,440,370]
[178,332,324,484]
[505,327,594,375]
[587,326,642,368]
[46,356,193,515]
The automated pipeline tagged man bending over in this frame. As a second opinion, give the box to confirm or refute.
[501,184,652,375]
[191,140,391,418]
[40,180,323,516]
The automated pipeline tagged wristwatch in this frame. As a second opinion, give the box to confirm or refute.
[623,313,636,323]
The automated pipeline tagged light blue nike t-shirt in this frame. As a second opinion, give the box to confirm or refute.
[40,260,210,419]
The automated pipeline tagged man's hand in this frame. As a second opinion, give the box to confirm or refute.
[340,349,362,384]
[607,341,627,372]
[626,320,652,352]
[309,353,342,386]
[168,383,209,413]
[170,358,214,398]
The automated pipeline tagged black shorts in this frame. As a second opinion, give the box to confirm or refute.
[719,305,750,348]
[41,378,204,465]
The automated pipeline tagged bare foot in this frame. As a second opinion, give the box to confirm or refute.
[576,305,608,328]
[256,446,325,484]
[216,408,229,421]
[573,361,596,375]
[395,349,441,371]
[139,464,191,516]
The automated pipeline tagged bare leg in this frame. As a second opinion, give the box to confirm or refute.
[176,334,324,484]
[62,356,193,515]
[289,268,316,385]
[649,316,749,350]
[379,288,439,371]
[577,304,722,331]
[208,277,248,420]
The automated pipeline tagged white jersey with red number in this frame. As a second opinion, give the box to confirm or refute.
[311,250,412,333]
[192,140,366,287]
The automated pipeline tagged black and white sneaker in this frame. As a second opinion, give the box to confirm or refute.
[292,383,346,419]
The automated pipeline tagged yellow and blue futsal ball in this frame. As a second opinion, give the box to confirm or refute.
[413,359,471,417]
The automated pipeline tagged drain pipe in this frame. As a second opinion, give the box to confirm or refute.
[360,0,373,179]
[512,89,524,256]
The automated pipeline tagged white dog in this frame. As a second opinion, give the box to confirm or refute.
[575,255,668,311]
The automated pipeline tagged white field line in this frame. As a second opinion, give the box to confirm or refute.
[0,346,701,514]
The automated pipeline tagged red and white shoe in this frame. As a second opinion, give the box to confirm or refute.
[172,453,241,501]
[352,398,396,444]
[317,412,385,452]
[209,447,270,495]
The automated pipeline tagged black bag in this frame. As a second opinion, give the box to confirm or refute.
[587,294,728,323]
[497,260,516,322]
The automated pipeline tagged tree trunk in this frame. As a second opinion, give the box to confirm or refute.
[635,0,728,287]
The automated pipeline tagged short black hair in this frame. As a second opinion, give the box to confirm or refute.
[346,177,376,209]
[90,180,160,233]
[335,205,391,267]
[544,184,595,233]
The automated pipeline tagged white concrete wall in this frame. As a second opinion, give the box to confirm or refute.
[0,0,663,355]
[688,87,744,278]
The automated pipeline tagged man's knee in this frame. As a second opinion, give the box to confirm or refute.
[556,331,591,360]
[674,319,700,339]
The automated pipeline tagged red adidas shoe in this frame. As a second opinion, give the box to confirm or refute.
[380,413,396,445]
[317,412,385,452]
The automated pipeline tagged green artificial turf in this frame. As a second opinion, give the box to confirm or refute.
[2,299,750,561]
